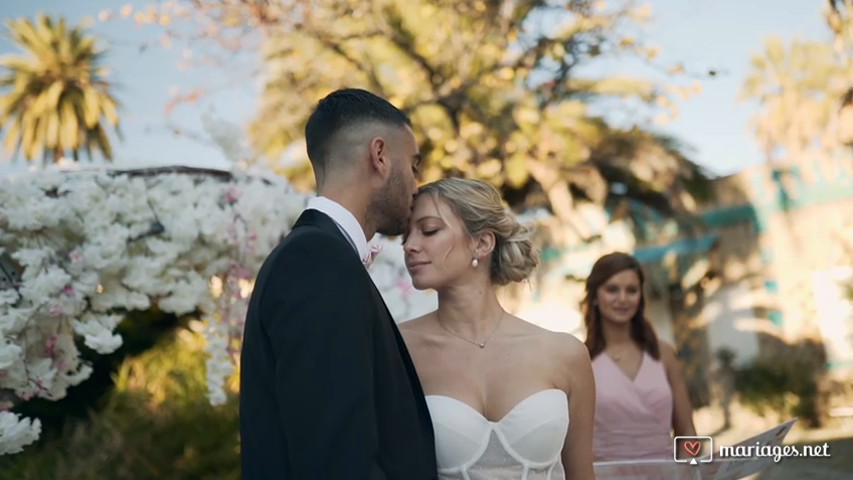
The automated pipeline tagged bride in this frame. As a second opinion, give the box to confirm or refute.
[400,178,595,479]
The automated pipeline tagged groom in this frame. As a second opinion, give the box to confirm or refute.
[240,88,437,479]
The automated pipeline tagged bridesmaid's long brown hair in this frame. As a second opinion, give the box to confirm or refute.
[582,252,660,360]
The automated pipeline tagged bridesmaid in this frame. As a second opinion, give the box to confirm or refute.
[582,252,696,461]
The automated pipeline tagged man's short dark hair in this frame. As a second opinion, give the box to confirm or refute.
[304,88,411,177]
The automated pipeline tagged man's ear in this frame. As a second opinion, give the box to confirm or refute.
[369,136,391,179]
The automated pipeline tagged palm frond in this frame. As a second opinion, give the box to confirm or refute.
[0,13,120,164]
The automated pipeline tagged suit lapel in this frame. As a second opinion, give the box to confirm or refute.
[295,209,435,440]
[367,283,435,441]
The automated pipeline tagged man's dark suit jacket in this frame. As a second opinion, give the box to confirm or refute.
[239,209,437,479]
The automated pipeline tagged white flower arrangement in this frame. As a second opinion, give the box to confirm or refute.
[0,165,436,454]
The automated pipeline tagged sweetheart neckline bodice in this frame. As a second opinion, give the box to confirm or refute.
[425,389,569,479]
[424,389,566,424]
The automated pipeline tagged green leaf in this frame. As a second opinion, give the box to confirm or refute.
[44,110,59,149]
[3,120,21,154]
[82,88,99,127]
[59,99,78,150]
[101,94,119,126]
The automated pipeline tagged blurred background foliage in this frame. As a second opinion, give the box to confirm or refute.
[4,316,241,480]
[243,0,714,243]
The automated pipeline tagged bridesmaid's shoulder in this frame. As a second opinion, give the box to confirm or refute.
[657,340,680,368]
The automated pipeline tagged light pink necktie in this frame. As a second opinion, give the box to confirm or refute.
[363,242,382,269]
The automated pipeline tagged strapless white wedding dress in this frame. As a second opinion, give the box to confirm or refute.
[425,389,569,480]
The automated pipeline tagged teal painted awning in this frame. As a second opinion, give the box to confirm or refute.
[632,233,719,264]
[635,234,719,293]
[553,233,719,281]
[700,204,765,231]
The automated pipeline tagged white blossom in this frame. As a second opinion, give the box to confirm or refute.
[0,290,19,307]
[18,265,72,302]
[203,320,235,406]
[0,412,41,455]
[71,313,124,354]
[61,363,94,387]
[0,165,435,453]
[11,248,52,270]
[0,342,23,371]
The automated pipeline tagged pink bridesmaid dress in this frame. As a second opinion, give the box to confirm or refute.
[591,351,674,462]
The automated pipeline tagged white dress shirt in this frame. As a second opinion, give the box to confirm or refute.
[305,196,370,263]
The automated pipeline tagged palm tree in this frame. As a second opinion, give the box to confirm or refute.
[825,0,853,146]
[740,37,839,163]
[0,14,120,164]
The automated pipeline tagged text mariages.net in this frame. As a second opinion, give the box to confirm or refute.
[719,442,830,463]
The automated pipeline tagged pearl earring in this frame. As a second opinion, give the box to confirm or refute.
[471,257,479,268]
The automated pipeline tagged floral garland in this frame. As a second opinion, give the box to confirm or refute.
[0,165,436,454]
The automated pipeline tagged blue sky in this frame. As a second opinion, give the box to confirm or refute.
[0,0,832,177]
[632,0,830,174]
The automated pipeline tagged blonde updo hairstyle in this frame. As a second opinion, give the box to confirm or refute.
[417,178,539,286]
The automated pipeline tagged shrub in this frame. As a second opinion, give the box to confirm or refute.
[3,326,240,480]
[733,341,827,427]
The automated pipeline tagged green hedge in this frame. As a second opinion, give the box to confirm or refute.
[3,328,240,480]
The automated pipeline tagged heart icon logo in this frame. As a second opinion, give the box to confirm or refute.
[684,441,701,457]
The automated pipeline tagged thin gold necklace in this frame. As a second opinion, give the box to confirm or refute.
[608,345,636,361]
[437,310,505,349]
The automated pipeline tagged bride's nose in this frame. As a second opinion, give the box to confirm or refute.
[403,237,420,253]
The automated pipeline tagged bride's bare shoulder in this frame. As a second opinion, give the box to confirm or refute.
[516,319,587,361]
[546,330,586,353]
[399,313,439,353]
[398,312,435,333]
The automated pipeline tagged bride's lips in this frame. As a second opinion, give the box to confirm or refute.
[406,261,430,270]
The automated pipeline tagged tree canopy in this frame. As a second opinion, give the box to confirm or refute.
[241,0,710,241]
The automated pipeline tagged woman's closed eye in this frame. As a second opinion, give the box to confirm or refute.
[401,228,439,244]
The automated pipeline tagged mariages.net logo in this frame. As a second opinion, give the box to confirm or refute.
[674,435,831,465]
[674,436,714,464]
